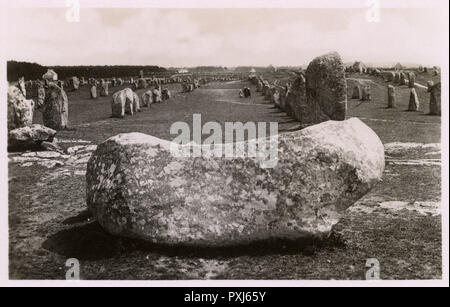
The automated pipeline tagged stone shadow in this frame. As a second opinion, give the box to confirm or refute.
[43,216,346,261]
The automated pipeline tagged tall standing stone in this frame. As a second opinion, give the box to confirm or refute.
[408,88,420,111]
[43,84,69,130]
[429,82,441,115]
[305,51,347,123]
[387,85,396,108]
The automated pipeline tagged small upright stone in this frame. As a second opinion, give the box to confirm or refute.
[90,85,97,99]
[408,72,416,88]
[387,85,396,108]
[100,80,109,96]
[429,82,441,115]
[408,88,420,111]
[361,85,371,101]
[351,85,362,99]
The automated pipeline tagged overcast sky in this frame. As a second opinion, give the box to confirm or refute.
[5,7,447,67]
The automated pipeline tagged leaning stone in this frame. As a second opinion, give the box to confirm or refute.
[86,118,384,247]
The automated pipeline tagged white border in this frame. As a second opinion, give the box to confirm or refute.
[0,0,448,287]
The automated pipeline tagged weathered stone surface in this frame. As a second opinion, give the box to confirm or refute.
[387,85,396,108]
[305,52,347,123]
[8,124,56,149]
[408,88,420,111]
[429,82,441,115]
[7,85,35,131]
[43,84,69,130]
[86,118,384,246]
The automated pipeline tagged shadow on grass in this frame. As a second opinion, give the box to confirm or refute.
[42,220,347,261]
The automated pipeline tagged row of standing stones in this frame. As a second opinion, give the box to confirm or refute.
[8,73,223,149]
[85,52,386,247]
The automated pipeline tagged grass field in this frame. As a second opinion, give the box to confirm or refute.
[8,73,442,280]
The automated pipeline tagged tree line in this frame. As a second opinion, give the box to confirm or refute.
[7,61,168,82]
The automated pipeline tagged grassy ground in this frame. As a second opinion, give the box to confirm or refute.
[8,74,442,280]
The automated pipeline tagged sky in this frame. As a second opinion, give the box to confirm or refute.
[5,6,448,67]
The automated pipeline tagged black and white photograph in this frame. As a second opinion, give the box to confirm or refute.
[1,0,448,287]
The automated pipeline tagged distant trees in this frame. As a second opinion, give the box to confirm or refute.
[7,61,168,81]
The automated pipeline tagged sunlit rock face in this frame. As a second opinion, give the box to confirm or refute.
[86,118,384,247]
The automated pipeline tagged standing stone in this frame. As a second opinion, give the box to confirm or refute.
[36,84,45,108]
[285,74,307,121]
[138,78,148,89]
[429,82,441,115]
[387,85,396,108]
[408,88,420,111]
[272,88,281,107]
[399,72,407,85]
[7,85,35,131]
[86,118,384,246]
[305,51,347,123]
[351,85,362,99]
[408,72,416,88]
[90,85,97,99]
[361,85,371,101]
[100,81,109,96]
[43,84,69,130]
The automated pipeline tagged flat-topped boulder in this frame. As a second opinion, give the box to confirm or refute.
[86,118,384,247]
[8,124,57,150]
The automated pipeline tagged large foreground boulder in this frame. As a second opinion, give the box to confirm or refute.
[43,84,69,130]
[7,85,35,131]
[8,124,56,149]
[86,118,384,247]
